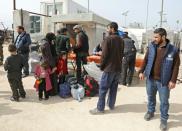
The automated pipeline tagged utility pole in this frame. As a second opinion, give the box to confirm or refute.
[145,0,149,31]
[53,0,56,15]
[145,0,150,45]
[13,0,16,10]
[160,0,164,27]
[88,0,90,13]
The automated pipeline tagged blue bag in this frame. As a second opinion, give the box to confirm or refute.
[59,83,71,98]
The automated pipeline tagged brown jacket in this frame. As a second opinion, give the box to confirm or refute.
[100,33,124,72]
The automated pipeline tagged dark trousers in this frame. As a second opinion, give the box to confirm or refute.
[121,57,135,85]
[146,78,170,121]
[58,75,66,84]
[97,72,120,111]
[21,53,29,75]
[49,73,58,95]
[76,55,87,83]
[0,44,3,62]
[38,78,49,99]
[8,77,26,100]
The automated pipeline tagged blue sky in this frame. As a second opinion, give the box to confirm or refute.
[0,0,181,30]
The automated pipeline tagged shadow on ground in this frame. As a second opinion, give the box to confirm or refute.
[104,103,182,130]
[0,103,22,117]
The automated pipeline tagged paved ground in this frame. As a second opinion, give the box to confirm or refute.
[0,44,182,131]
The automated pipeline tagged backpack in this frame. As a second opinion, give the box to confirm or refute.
[71,84,85,102]
[65,75,77,85]
[59,83,71,98]
[84,75,99,97]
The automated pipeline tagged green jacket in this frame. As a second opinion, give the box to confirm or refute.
[55,34,70,55]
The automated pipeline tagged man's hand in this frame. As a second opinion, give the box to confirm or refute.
[139,73,145,80]
[168,81,176,90]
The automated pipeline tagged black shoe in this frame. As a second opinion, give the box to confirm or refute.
[144,112,154,121]
[39,98,43,101]
[44,97,49,100]
[10,97,19,102]
[22,74,29,78]
[20,95,26,99]
[160,120,167,131]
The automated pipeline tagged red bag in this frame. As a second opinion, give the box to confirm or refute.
[84,75,99,97]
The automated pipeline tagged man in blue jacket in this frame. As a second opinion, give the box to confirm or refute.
[14,26,32,77]
[139,28,180,131]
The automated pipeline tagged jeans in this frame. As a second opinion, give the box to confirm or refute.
[146,78,170,121]
[97,72,120,111]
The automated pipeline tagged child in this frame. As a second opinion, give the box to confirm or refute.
[57,51,68,84]
[4,44,26,102]
[34,61,52,101]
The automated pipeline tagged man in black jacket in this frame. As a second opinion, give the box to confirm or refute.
[56,28,70,56]
[72,25,89,84]
[121,32,136,86]
[90,22,124,114]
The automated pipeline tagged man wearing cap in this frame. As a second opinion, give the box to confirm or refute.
[72,25,89,84]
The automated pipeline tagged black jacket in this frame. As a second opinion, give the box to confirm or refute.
[123,37,136,58]
[73,31,89,54]
[4,54,25,79]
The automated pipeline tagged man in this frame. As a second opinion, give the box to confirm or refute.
[121,32,136,86]
[0,30,5,65]
[72,25,89,84]
[55,28,70,56]
[139,28,180,131]
[14,26,32,77]
[90,22,124,114]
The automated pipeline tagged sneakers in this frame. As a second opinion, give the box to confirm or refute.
[89,108,104,115]
[44,97,49,100]
[144,112,154,121]
[160,120,167,131]
[10,96,19,102]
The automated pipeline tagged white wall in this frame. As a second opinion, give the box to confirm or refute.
[13,10,30,38]
[68,0,87,14]
[126,28,146,50]
[40,0,87,15]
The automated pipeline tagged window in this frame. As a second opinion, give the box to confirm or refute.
[47,3,63,15]
[47,5,53,16]
[30,16,41,33]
